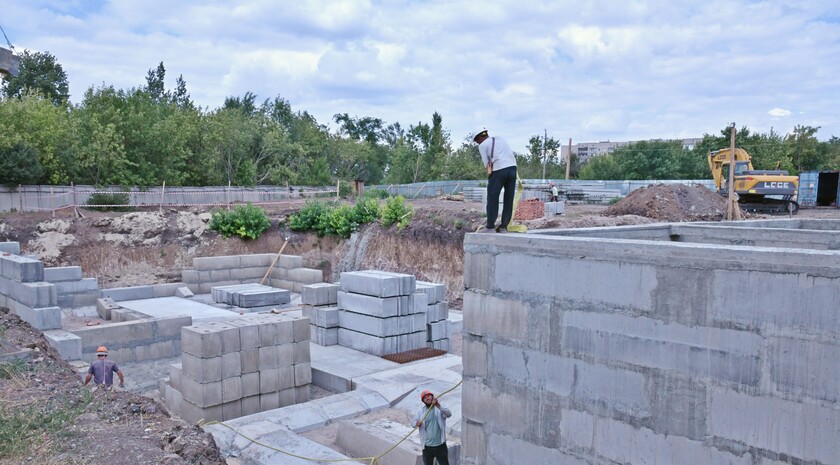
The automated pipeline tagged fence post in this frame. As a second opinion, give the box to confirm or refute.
[160,181,166,212]
[50,186,55,218]
[336,180,340,201]
[227,181,231,209]
[18,184,23,212]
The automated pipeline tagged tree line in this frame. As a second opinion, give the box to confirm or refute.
[2,51,839,188]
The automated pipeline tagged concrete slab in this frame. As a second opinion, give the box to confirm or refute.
[309,343,399,393]
[207,423,352,465]
[118,296,235,320]
[352,354,462,406]
[337,419,461,465]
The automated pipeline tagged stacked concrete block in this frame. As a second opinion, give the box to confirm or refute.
[166,314,311,424]
[301,283,340,346]
[337,271,428,356]
[44,266,99,307]
[96,297,120,320]
[417,280,450,351]
[181,253,324,294]
[211,283,290,308]
[0,249,61,330]
[71,315,191,363]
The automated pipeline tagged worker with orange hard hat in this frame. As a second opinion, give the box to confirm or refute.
[84,346,124,389]
[414,389,452,465]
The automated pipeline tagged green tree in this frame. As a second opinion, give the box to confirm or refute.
[1,50,69,105]
[0,142,43,186]
[786,125,821,172]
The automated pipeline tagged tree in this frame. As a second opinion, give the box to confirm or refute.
[786,125,821,172]
[145,62,167,101]
[0,142,43,186]
[1,50,69,105]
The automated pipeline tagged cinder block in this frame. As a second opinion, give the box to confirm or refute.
[222,399,243,421]
[294,385,310,404]
[301,283,340,306]
[277,366,295,391]
[427,338,450,352]
[293,341,311,364]
[339,310,427,337]
[193,255,241,271]
[361,270,416,295]
[294,363,312,386]
[275,254,303,269]
[180,399,222,424]
[0,254,44,282]
[293,316,310,342]
[151,282,186,298]
[164,384,182,417]
[241,372,261,397]
[221,352,241,378]
[182,352,222,383]
[257,316,293,346]
[44,266,83,282]
[240,253,276,268]
[426,301,449,324]
[135,340,177,361]
[289,267,323,284]
[12,281,57,308]
[44,330,82,360]
[240,348,259,374]
[277,343,294,367]
[260,368,279,394]
[155,315,192,338]
[169,363,182,391]
[337,291,422,318]
[260,392,280,411]
[234,287,291,307]
[241,395,261,416]
[222,377,242,403]
[416,281,446,304]
[175,286,194,298]
[181,324,223,358]
[259,346,279,370]
[15,305,61,330]
[110,308,144,322]
[228,266,267,281]
[180,376,223,408]
[339,270,413,297]
[0,242,21,255]
[227,318,260,350]
[337,328,427,356]
[428,320,451,341]
[310,326,338,346]
[278,387,296,407]
[218,325,240,354]
[101,285,154,302]
[301,305,339,328]
[181,269,199,283]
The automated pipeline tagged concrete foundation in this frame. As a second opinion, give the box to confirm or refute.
[462,219,840,465]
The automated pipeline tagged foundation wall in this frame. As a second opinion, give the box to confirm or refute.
[462,232,840,465]
[182,253,323,293]
[71,315,192,364]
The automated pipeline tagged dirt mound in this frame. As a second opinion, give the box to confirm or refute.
[604,184,727,222]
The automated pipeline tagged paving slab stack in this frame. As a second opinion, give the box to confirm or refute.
[300,282,340,346]
[416,281,450,351]
[336,271,429,356]
[211,283,290,308]
[164,314,311,424]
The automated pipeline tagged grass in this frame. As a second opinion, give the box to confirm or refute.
[0,359,27,379]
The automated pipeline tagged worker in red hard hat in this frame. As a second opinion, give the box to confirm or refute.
[84,346,124,389]
[414,389,452,465]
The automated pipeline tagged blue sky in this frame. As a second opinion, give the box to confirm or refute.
[2,0,840,150]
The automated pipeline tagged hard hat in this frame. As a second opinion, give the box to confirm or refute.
[420,389,434,401]
[470,127,488,142]
[96,346,108,355]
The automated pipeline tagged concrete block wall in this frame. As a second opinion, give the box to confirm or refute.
[165,314,311,424]
[71,315,192,364]
[337,271,430,356]
[44,266,100,307]
[462,230,840,465]
[301,282,340,346]
[0,247,61,330]
[181,253,323,293]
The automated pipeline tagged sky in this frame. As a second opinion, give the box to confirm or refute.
[2,0,840,151]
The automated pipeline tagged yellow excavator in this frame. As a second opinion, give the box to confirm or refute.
[708,148,799,214]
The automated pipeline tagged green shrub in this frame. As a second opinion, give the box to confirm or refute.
[290,201,330,231]
[362,189,390,199]
[289,198,382,238]
[338,180,353,198]
[86,191,131,211]
[209,203,271,240]
[324,205,355,238]
[608,196,623,205]
[352,197,381,225]
[381,195,413,230]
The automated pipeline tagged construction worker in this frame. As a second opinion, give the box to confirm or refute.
[84,346,124,389]
[549,182,559,202]
[414,389,452,465]
[472,127,518,233]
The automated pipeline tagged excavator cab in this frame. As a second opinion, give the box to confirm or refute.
[708,148,799,214]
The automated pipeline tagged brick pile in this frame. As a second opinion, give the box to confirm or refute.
[514,197,546,221]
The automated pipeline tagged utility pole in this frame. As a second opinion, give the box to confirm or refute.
[565,138,572,180]
[725,123,743,221]
[541,129,548,180]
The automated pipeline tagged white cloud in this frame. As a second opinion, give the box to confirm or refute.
[768,107,792,117]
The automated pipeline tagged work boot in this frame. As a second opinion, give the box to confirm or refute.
[496,226,507,233]
[476,227,496,233]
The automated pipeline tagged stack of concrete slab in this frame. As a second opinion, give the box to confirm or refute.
[336,271,428,356]
[301,282,340,346]
[416,281,450,351]
[164,314,311,424]
[211,283,290,308]
[0,244,61,330]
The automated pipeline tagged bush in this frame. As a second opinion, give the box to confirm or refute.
[289,198,382,238]
[209,203,271,240]
[289,201,331,231]
[338,180,353,198]
[352,197,381,225]
[86,191,131,212]
[0,142,43,187]
[381,195,413,230]
[362,188,390,199]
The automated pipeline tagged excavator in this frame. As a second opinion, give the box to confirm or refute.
[708,148,800,214]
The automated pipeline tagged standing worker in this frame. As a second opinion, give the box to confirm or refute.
[472,128,517,233]
[550,182,559,202]
[84,346,124,389]
[414,390,452,465]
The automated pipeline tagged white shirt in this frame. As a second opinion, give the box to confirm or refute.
[478,136,517,172]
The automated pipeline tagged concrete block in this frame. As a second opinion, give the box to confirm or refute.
[260,368,279,394]
[337,291,421,318]
[0,242,21,255]
[463,291,550,351]
[293,316,310,342]
[294,363,312,386]
[295,385,310,404]
[44,266,83,282]
[228,266,267,281]
[164,384,182,417]
[110,308,145,322]
[257,316,293,346]
[227,318,260,350]
[12,281,57,308]
[193,255,241,271]
[0,254,44,282]
[337,328,427,356]
[180,399,222,424]
[241,372,260,397]
[426,302,449,324]
[289,267,323,284]
[415,281,446,304]
[222,399,242,421]
[182,352,222,383]
[294,341,311,364]
[240,348,259,374]
[236,287,291,307]
[101,285,154,301]
[339,270,407,297]
[427,338,450,352]
[277,343,294,367]
[259,346,279,370]
[770,337,840,402]
[278,387,296,407]
[15,305,61,330]
[175,286,194,298]
[544,201,565,216]
[222,352,241,378]
[462,335,487,378]
[260,392,280,411]
[44,330,82,360]
[222,377,242,403]
[310,326,338,346]
[181,324,223,358]
[181,269,199,283]
[150,282,187,298]
[339,310,427,337]
[275,254,303,269]
[301,305,339,328]
[239,253,276,268]
[278,366,295,391]
[180,376,223,408]
[134,340,177,361]
[241,395,261,416]
[52,277,98,295]
[218,325,240,354]
[301,283,340,306]
[169,363,182,391]
[427,320,451,341]
[155,315,193,338]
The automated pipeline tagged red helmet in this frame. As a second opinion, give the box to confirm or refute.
[420,389,434,401]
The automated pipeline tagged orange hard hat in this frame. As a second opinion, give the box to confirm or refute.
[420,389,434,401]
[96,346,108,355]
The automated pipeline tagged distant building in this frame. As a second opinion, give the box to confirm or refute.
[561,137,703,163]
[0,46,20,77]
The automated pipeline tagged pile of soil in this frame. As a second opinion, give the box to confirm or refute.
[604,184,728,222]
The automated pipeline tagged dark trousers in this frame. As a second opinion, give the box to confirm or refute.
[422,443,450,465]
[486,166,517,229]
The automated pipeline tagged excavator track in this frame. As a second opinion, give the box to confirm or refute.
[739,199,799,215]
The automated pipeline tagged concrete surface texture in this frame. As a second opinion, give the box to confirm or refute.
[462,219,840,465]
[119,296,236,320]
